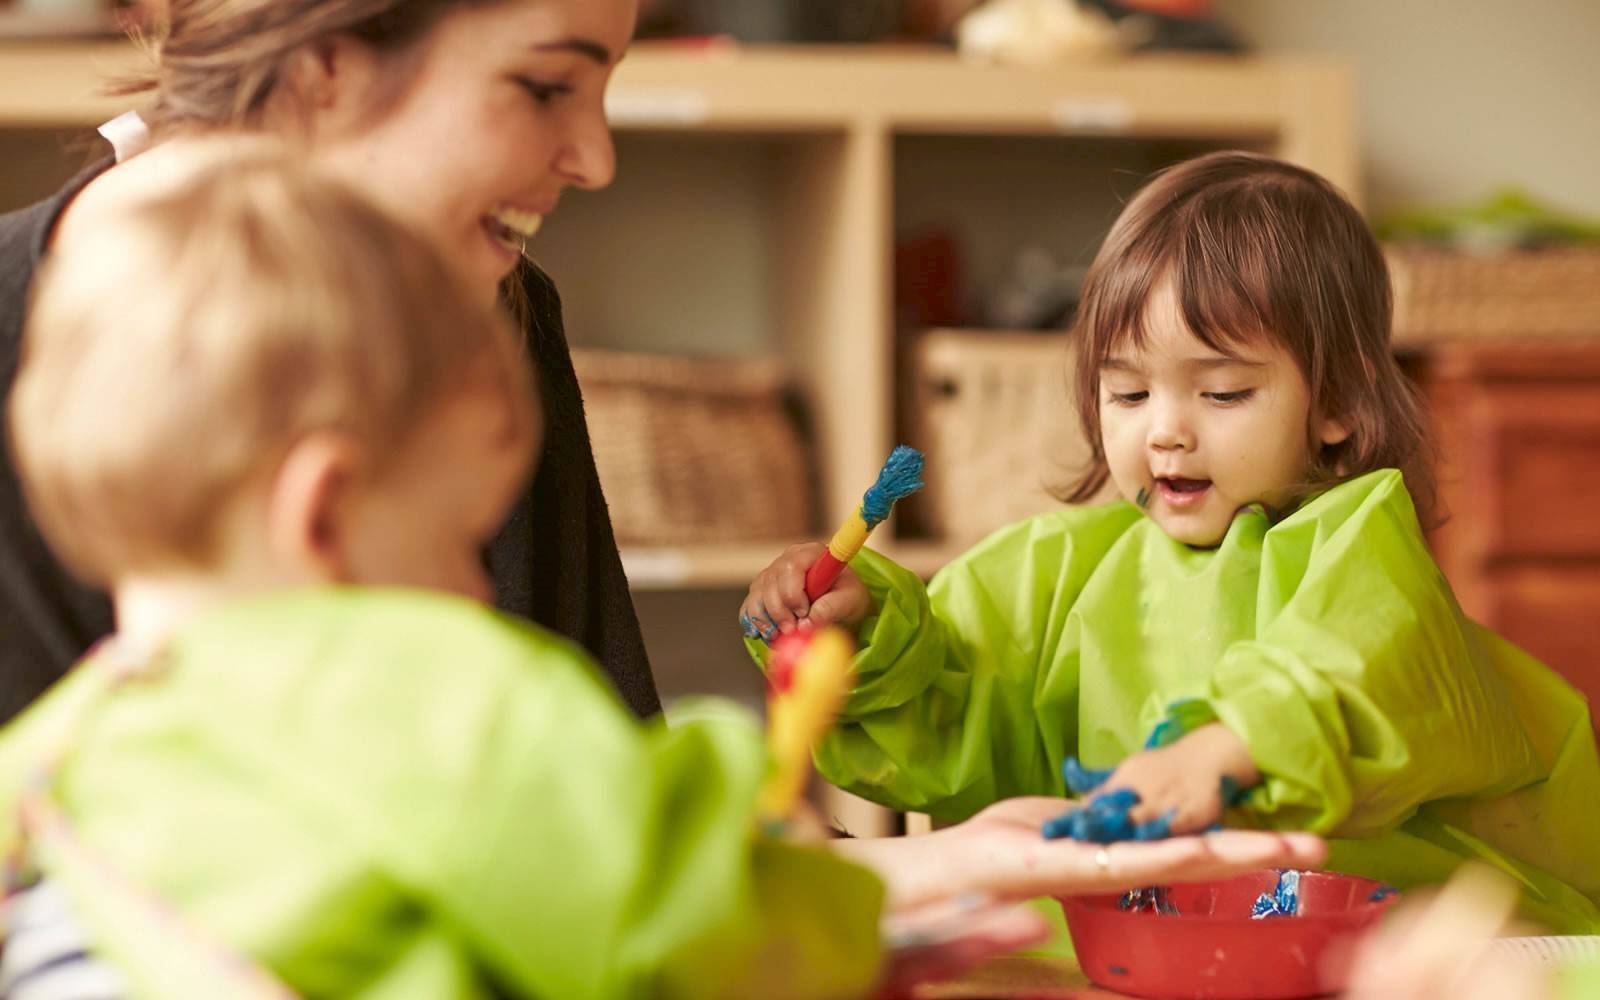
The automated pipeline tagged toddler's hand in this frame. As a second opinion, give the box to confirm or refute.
[740,543,872,641]
[1061,724,1260,839]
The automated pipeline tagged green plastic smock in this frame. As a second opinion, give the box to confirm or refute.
[0,588,885,999]
[755,470,1600,934]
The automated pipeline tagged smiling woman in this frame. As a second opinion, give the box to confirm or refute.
[0,0,661,722]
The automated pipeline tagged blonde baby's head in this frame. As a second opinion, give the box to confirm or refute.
[12,141,538,601]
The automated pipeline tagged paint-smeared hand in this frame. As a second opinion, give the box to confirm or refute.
[1063,723,1260,838]
[741,542,872,640]
[834,797,1325,911]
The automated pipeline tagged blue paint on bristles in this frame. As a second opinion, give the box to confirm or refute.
[859,445,925,528]
[1251,870,1301,919]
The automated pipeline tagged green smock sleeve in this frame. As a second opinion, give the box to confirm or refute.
[439,645,886,1000]
[1197,471,1542,836]
[747,504,1140,821]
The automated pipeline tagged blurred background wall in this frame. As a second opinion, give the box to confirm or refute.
[1214,0,1600,216]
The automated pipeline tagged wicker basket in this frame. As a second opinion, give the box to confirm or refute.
[908,330,1103,544]
[573,349,814,546]
[1387,246,1600,344]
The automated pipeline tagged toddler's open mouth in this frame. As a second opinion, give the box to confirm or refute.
[1156,477,1212,508]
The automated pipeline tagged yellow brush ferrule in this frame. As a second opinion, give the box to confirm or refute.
[826,510,871,563]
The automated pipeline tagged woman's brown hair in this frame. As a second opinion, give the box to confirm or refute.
[113,0,534,323]
[118,0,493,134]
[1066,150,1438,526]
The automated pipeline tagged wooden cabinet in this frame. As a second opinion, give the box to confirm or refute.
[1420,342,1600,729]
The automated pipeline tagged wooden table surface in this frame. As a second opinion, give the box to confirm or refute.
[915,956,1131,999]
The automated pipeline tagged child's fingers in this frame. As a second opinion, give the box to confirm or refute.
[1131,812,1173,841]
[779,541,828,582]
[805,591,853,629]
[738,583,771,635]
[739,544,830,640]
[1132,790,1219,835]
[759,543,831,634]
[1115,774,1173,827]
[738,610,764,641]
[773,557,812,624]
[1042,788,1141,842]
[759,577,802,634]
[1062,757,1112,797]
[739,569,781,641]
[737,592,779,642]
[806,569,871,628]
[1040,804,1082,840]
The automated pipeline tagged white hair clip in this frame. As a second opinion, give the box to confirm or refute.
[97,111,153,164]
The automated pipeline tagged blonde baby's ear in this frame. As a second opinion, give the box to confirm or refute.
[265,432,367,585]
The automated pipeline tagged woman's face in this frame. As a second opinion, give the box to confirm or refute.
[308,0,638,301]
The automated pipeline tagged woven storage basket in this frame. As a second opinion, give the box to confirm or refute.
[909,330,1103,545]
[572,349,814,546]
[1387,246,1600,344]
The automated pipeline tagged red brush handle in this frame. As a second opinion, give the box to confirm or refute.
[804,551,847,603]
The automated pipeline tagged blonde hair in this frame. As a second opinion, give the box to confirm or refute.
[11,142,536,584]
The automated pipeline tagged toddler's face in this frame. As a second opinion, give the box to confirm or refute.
[340,389,534,602]
[1096,281,1344,547]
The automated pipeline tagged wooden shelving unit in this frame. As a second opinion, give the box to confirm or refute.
[0,45,1354,573]
[621,540,959,591]
[0,40,144,126]
[0,38,1357,576]
[604,46,1352,588]
[0,38,1356,833]
[0,41,1357,139]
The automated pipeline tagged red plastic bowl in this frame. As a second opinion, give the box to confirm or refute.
[1061,869,1398,1000]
